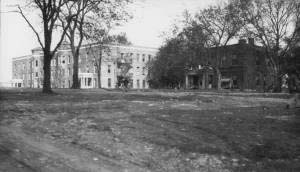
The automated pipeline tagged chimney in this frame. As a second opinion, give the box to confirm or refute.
[238,39,246,44]
[248,38,254,45]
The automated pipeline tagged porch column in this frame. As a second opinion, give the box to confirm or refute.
[185,74,189,89]
[202,73,205,89]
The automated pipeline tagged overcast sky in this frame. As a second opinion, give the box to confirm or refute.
[0,0,219,82]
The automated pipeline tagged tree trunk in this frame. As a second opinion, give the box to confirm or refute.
[273,73,282,92]
[70,29,80,89]
[215,47,221,90]
[216,68,221,90]
[42,51,52,93]
[97,68,101,88]
[97,49,103,88]
[213,68,221,89]
[71,52,80,89]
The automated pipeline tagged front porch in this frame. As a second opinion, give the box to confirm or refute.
[185,69,214,89]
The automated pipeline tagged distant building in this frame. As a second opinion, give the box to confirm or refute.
[185,38,269,91]
[12,43,158,89]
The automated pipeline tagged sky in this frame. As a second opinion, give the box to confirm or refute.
[0,0,219,83]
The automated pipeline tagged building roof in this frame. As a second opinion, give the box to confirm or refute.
[66,43,158,52]
[32,47,43,51]
[12,55,32,61]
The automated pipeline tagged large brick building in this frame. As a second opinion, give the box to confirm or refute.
[12,43,158,89]
[185,39,269,91]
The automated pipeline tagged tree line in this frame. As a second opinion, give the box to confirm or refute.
[148,0,300,92]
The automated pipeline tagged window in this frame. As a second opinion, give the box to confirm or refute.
[88,78,92,86]
[232,76,238,88]
[68,68,71,76]
[108,65,111,73]
[137,79,140,88]
[143,80,146,88]
[148,55,151,61]
[108,78,111,88]
[35,72,38,77]
[255,57,260,65]
[68,56,71,64]
[137,54,140,62]
[231,55,238,65]
[36,60,38,67]
[142,67,145,75]
[256,77,260,86]
[142,54,145,62]
[221,56,226,66]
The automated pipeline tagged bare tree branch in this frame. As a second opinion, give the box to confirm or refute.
[17,5,44,49]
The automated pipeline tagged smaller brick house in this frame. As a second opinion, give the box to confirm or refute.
[185,39,269,91]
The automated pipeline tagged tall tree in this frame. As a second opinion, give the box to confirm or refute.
[194,1,246,89]
[148,37,186,88]
[86,31,131,88]
[17,0,75,93]
[148,25,208,89]
[241,0,300,92]
[61,0,131,89]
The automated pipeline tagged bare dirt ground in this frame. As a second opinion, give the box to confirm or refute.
[0,88,299,172]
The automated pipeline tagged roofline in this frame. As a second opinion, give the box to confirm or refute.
[12,55,32,61]
[30,43,158,53]
[209,43,263,49]
[59,43,159,52]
